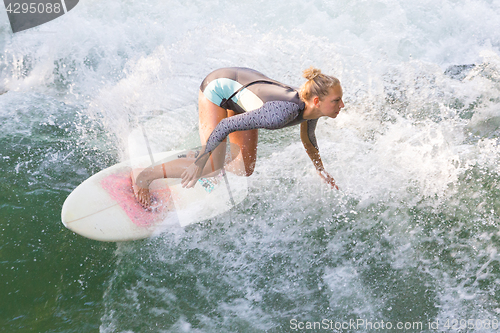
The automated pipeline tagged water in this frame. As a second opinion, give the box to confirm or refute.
[1,0,500,332]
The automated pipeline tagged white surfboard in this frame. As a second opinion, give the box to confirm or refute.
[61,150,248,242]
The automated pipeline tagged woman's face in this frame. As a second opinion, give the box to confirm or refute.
[317,84,344,118]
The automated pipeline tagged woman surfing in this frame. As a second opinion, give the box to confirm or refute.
[133,66,344,208]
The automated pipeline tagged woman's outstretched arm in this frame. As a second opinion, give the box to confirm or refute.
[300,119,339,190]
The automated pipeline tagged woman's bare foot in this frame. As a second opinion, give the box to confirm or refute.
[131,168,152,209]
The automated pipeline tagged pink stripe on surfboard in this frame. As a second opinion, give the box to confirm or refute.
[100,168,171,227]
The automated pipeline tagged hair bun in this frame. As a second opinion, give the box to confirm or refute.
[303,66,322,80]
[300,67,340,101]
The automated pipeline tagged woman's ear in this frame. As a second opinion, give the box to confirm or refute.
[313,96,320,107]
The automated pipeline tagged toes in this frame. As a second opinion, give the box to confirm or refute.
[137,188,151,209]
[131,169,152,209]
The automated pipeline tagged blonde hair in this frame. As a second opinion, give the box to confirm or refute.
[299,66,340,101]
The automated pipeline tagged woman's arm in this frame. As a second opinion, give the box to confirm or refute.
[182,101,302,187]
[300,119,339,190]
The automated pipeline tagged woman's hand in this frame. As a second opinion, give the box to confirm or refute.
[318,169,339,190]
[181,154,210,188]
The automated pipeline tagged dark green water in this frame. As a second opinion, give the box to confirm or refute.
[0,93,118,331]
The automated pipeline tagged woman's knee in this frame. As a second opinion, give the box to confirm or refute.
[244,160,256,177]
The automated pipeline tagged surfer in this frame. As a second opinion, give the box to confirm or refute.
[133,67,344,208]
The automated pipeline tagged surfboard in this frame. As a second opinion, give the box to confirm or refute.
[61,150,248,242]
